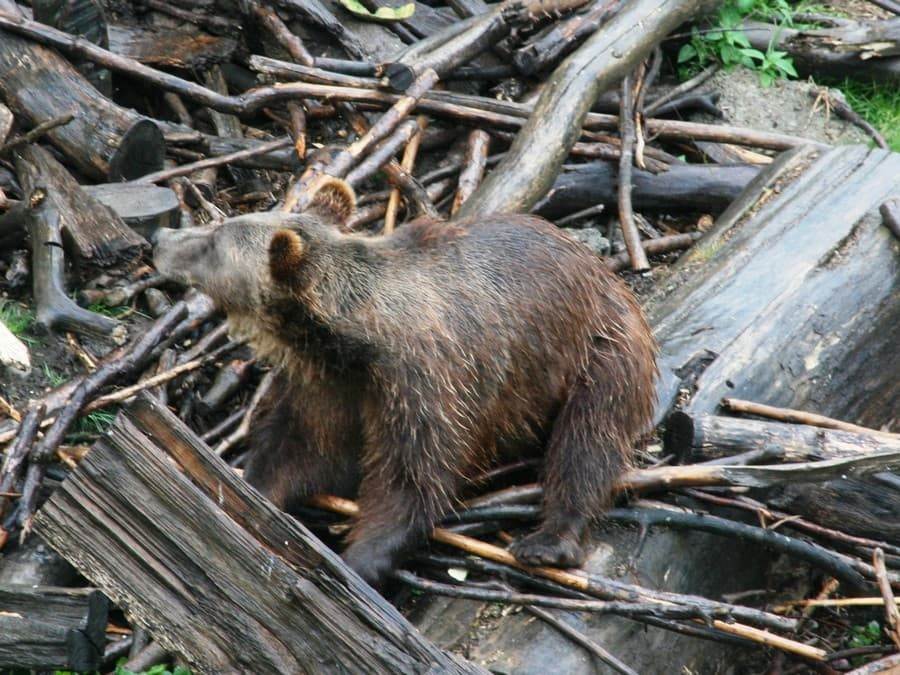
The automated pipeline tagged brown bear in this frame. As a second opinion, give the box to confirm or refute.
[153,179,658,587]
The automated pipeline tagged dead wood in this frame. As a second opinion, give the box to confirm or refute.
[0,0,164,180]
[384,116,427,232]
[721,398,899,437]
[15,144,148,268]
[82,184,180,238]
[0,585,109,671]
[282,68,439,212]
[881,198,900,241]
[271,0,368,59]
[33,0,111,96]
[451,129,490,216]
[604,232,702,272]
[513,0,622,75]
[33,395,485,673]
[873,549,900,648]
[15,301,187,535]
[135,138,293,184]
[454,0,716,217]
[107,24,237,70]
[665,412,900,464]
[617,71,649,271]
[534,162,760,218]
[743,19,900,83]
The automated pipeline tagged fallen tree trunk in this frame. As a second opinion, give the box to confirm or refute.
[665,412,900,464]
[743,19,900,84]
[454,0,716,217]
[533,161,760,218]
[0,0,164,180]
[649,143,900,542]
[33,394,485,674]
[0,585,109,672]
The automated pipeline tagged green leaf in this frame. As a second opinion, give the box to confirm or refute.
[677,43,698,63]
[338,0,415,22]
[731,30,751,48]
[778,59,798,76]
[759,71,775,87]
[739,47,765,61]
[735,0,755,12]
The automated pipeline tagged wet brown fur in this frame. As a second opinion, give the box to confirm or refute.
[152,184,658,587]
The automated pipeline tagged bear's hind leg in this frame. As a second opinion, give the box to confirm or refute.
[511,353,649,568]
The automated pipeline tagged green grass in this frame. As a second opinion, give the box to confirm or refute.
[87,302,131,318]
[42,363,67,387]
[838,78,900,152]
[0,300,39,345]
[76,409,117,435]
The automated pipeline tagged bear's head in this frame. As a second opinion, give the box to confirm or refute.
[152,178,356,315]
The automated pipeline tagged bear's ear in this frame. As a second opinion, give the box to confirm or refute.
[269,228,306,286]
[308,177,356,226]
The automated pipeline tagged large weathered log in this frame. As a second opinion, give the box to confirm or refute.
[0,585,108,672]
[33,395,485,674]
[665,412,900,465]
[649,144,900,545]
[454,0,715,217]
[15,144,148,268]
[534,161,760,218]
[650,144,900,426]
[83,183,180,238]
[0,0,164,180]
[743,19,900,84]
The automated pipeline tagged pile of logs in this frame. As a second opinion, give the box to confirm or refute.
[0,0,899,671]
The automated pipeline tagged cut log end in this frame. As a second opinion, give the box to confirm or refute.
[107,119,166,182]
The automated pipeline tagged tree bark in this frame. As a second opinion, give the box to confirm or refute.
[33,394,486,674]
[454,0,716,218]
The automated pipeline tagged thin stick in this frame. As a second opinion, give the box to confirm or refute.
[617,73,649,271]
[451,129,490,216]
[645,65,719,116]
[524,605,637,675]
[605,232,700,272]
[247,0,314,66]
[287,102,307,161]
[384,115,427,233]
[308,495,824,660]
[0,403,44,521]
[776,597,900,610]
[214,369,277,456]
[281,68,440,213]
[16,302,188,536]
[874,549,900,649]
[135,138,293,184]
[721,398,899,438]
[0,114,74,156]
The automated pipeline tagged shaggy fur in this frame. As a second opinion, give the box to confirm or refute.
[153,182,658,587]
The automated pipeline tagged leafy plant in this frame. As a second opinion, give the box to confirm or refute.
[677,0,798,86]
[87,302,131,319]
[848,620,883,649]
[76,408,117,435]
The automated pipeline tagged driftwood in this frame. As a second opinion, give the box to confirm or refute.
[0,585,109,671]
[665,412,900,464]
[15,144,148,268]
[33,395,484,674]
[534,162,760,218]
[451,129,490,215]
[454,0,715,217]
[0,0,164,180]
